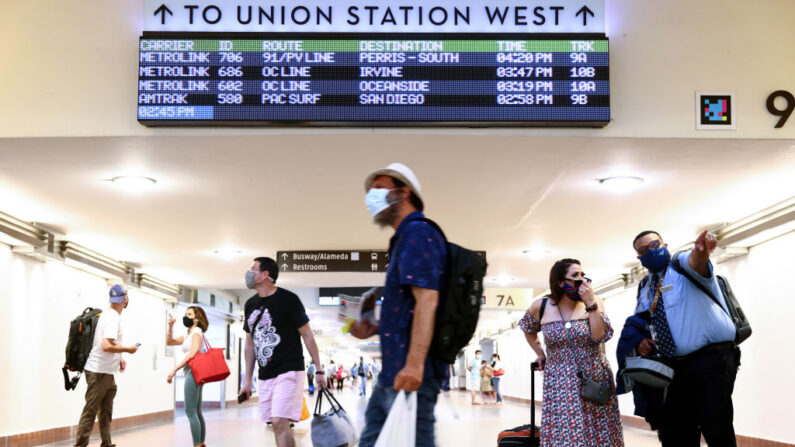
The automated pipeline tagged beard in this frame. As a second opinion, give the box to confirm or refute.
[373,203,400,228]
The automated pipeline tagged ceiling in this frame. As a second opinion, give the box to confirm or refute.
[0,133,793,293]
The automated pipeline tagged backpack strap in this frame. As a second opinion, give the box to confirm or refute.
[636,276,648,299]
[670,251,729,316]
[388,216,448,300]
[388,216,448,260]
[539,298,548,321]
[408,217,448,242]
[62,366,72,391]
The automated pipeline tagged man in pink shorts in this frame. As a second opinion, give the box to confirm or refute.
[238,257,326,447]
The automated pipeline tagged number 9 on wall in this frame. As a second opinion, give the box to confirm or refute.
[766,90,795,128]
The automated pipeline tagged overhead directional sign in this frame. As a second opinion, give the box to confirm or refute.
[140,1,608,127]
[277,250,388,272]
[144,0,606,33]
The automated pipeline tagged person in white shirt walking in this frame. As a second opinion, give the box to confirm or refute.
[74,285,138,447]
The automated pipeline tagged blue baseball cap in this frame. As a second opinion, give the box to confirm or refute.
[109,284,127,303]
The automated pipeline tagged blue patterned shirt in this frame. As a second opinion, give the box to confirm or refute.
[378,211,447,386]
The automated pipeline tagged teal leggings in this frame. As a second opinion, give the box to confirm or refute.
[184,367,206,445]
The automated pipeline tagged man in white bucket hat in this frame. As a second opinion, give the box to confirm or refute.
[353,163,448,447]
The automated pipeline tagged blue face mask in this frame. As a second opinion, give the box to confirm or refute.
[365,188,393,216]
[639,246,671,273]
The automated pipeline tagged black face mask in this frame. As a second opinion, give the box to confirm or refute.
[183,316,194,328]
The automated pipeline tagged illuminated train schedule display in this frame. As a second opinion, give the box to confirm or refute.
[137,35,609,126]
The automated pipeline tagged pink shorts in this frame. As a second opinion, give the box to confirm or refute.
[257,370,305,423]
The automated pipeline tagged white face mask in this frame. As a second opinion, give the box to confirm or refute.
[365,188,393,216]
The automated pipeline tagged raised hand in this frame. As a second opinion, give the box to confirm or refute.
[694,230,717,255]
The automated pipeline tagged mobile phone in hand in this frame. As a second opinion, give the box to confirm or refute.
[237,392,249,404]
[135,343,142,347]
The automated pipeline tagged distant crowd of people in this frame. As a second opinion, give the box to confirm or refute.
[467,351,504,405]
[308,357,381,396]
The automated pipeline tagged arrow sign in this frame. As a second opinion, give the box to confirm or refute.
[143,0,604,33]
[576,6,595,26]
[276,250,389,272]
[154,4,173,25]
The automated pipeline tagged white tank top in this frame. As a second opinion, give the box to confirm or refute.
[182,327,204,353]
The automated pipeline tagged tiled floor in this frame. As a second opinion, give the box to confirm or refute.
[45,388,662,446]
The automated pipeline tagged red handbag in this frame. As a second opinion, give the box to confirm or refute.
[188,337,230,385]
[493,368,505,377]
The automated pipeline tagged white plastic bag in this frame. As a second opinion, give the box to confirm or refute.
[374,390,417,447]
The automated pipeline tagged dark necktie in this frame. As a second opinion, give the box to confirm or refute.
[651,273,676,357]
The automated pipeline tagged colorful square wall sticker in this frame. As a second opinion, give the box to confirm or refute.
[696,92,736,130]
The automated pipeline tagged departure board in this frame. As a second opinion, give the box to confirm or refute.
[137,34,609,126]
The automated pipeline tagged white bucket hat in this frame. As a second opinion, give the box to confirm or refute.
[364,163,423,209]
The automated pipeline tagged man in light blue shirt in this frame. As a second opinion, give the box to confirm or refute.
[466,350,482,405]
[632,230,739,447]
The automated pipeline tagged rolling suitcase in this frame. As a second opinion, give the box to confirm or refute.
[497,361,541,447]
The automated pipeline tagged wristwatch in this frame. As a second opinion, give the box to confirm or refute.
[585,303,599,313]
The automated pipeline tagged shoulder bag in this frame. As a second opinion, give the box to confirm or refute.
[188,336,231,385]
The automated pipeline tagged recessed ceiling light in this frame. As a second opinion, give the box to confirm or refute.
[490,276,515,286]
[597,176,644,191]
[522,248,552,260]
[110,176,157,188]
[214,248,242,260]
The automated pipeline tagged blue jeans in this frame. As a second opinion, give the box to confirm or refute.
[359,380,441,447]
[359,375,367,395]
[493,377,503,402]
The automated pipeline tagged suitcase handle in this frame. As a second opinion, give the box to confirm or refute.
[530,361,539,428]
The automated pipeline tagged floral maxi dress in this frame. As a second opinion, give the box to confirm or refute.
[519,310,624,447]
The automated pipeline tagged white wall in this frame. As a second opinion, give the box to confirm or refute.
[0,0,793,139]
[0,243,175,437]
[491,231,795,443]
[714,232,795,442]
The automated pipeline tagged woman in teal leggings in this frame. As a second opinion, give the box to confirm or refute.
[167,306,210,447]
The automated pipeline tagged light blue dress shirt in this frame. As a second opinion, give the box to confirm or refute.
[635,251,736,356]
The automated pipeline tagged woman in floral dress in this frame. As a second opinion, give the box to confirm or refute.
[519,258,624,447]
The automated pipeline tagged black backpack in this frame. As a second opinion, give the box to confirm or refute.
[392,217,488,364]
[62,307,103,390]
[670,252,752,344]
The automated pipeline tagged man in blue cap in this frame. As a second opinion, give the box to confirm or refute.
[74,284,139,447]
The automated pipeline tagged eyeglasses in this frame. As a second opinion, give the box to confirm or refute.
[564,276,591,284]
[636,240,662,256]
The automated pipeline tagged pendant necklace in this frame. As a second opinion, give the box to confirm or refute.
[558,304,573,329]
